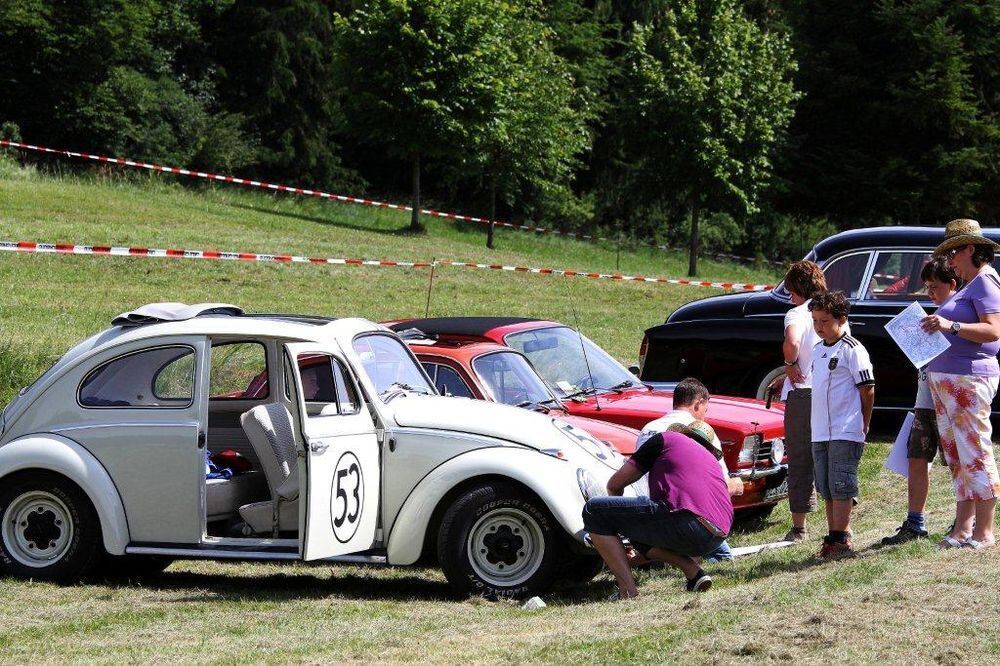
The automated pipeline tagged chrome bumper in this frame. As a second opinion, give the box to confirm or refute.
[731,463,788,480]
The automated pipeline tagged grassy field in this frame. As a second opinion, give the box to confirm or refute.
[0,159,997,664]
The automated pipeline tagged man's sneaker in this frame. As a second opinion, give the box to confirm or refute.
[782,527,808,543]
[814,539,856,561]
[685,570,712,592]
[880,522,928,546]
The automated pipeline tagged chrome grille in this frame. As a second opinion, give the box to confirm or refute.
[755,440,774,465]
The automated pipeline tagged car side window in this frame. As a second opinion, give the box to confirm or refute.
[821,252,872,299]
[209,342,269,400]
[298,353,360,416]
[865,251,933,301]
[80,346,195,408]
[424,363,473,398]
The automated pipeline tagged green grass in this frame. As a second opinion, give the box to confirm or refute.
[2,161,997,663]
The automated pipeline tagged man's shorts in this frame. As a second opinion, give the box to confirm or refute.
[907,408,940,462]
[813,439,864,501]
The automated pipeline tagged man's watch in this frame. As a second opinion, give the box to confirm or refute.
[784,358,797,366]
[950,321,962,335]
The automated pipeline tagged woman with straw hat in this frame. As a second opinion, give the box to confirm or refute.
[920,219,1000,550]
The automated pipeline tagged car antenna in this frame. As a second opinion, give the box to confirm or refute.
[423,258,436,318]
[570,306,600,411]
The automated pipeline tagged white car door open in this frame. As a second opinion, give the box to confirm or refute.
[284,344,380,560]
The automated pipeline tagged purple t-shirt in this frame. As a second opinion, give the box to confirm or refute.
[927,267,1000,377]
[627,431,733,534]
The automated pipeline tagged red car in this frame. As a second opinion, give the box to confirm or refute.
[388,317,788,516]
[401,337,641,455]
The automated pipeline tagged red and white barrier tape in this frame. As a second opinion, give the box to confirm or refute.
[0,240,775,291]
[0,139,783,266]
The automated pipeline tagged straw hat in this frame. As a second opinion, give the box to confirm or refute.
[667,420,722,460]
[933,218,1000,255]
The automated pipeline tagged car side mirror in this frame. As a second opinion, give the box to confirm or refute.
[628,365,640,376]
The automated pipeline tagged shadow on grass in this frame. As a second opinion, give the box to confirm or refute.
[100,565,459,603]
[225,202,423,238]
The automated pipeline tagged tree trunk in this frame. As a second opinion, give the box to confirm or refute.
[688,198,700,277]
[487,175,497,249]
[409,153,424,233]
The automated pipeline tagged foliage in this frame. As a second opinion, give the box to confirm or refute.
[213,0,360,189]
[0,0,251,170]
[780,0,1000,225]
[609,0,799,273]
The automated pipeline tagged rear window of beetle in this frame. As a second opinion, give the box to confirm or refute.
[79,346,195,408]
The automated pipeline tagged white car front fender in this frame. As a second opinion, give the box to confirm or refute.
[385,447,589,566]
[0,434,130,555]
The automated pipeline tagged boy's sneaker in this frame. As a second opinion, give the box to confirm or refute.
[685,570,712,592]
[814,539,856,561]
[782,527,808,543]
[880,522,928,546]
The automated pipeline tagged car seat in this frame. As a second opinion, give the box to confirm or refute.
[238,403,300,535]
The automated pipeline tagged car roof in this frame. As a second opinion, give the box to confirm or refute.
[407,339,514,363]
[386,317,565,343]
[812,225,1000,262]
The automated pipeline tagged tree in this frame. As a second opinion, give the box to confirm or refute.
[213,0,359,190]
[614,1,799,275]
[432,3,592,248]
[0,0,250,170]
[334,0,533,233]
[780,0,1000,225]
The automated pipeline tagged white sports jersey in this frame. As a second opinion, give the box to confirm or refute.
[810,334,875,443]
[914,368,933,410]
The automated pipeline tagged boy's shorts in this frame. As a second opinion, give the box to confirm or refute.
[813,439,864,501]
[907,408,940,462]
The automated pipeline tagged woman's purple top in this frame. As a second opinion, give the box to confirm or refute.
[928,267,1000,377]
[627,431,733,534]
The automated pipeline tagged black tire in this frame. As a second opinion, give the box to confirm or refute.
[100,554,174,580]
[0,471,103,583]
[437,482,563,600]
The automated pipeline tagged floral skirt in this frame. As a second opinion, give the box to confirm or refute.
[928,372,1000,502]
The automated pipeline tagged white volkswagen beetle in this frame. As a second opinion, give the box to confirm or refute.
[0,304,630,598]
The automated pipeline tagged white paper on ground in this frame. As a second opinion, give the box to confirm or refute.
[885,411,915,477]
[884,301,951,369]
[730,541,796,558]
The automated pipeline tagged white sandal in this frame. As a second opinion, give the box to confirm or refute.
[937,535,964,550]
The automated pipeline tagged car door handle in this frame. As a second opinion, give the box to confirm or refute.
[197,431,207,449]
[310,442,329,455]
[849,320,866,327]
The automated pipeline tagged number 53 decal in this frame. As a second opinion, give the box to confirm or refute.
[331,451,364,543]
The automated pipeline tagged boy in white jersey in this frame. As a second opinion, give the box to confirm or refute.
[809,291,876,559]
[881,258,960,545]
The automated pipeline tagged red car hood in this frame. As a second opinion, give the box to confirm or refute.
[570,388,785,438]
[557,413,640,455]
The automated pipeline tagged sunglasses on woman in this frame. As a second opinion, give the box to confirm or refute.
[946,245,968,259]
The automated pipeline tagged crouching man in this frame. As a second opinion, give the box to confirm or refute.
[582,421,734,598]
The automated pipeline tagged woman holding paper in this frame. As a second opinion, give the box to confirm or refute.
[921,219,1000,550]
[881,258,959,545]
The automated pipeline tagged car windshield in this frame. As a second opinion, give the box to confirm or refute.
[352,334,435,399]
[504,327,641,398]
[472,351,558,408]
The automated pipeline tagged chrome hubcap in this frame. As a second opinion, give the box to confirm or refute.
[468,508,545,587]
[2,491,74,568]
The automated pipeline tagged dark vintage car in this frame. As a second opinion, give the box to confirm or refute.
[638,226,1000,415]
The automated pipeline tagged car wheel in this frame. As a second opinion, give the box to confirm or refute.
[100,554,174,580]
[437,482,562,599]
[755,366,786,400]
[0,472,103,582]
